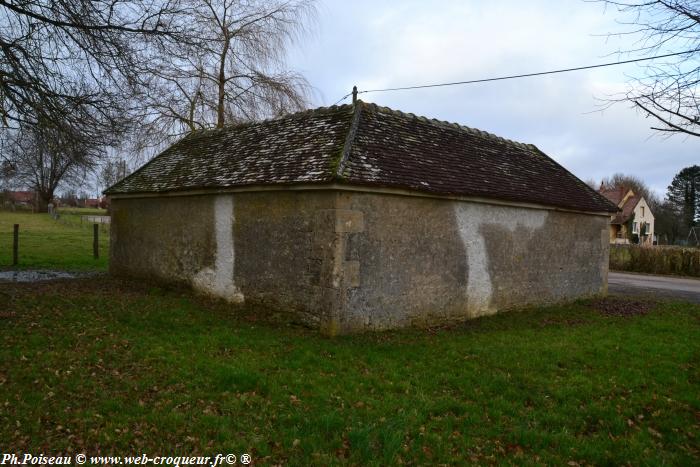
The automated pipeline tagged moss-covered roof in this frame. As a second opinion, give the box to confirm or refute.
[106,101,618,213]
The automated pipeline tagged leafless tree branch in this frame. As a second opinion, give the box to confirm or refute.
[134,0,316,150]
[596,0,700,137]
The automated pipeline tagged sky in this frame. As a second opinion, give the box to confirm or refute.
[288,0,698,199]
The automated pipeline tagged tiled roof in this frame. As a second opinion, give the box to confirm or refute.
[106,102,618,213]
[599,187,627,207]
[611,194,641,225]
[107,106,353,194]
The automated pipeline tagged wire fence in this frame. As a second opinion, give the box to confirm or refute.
[0,213,110,270]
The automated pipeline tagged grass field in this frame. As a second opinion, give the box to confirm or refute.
[57,207,108,216]
[0,210,109,270]
[1,279,697,465]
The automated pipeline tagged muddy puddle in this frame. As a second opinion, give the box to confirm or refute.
[0,270,97,283]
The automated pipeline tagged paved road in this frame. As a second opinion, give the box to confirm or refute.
[608,271,700,303]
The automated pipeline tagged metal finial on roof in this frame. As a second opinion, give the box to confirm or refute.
[352,86,358,105]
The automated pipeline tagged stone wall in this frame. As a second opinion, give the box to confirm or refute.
[111,191,340,330]
[111,189,610,334]
[337,192,609,332]
[110,195,216,285]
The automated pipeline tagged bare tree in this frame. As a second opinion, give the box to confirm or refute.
[597,1,700,137]
[97,157,129,192]
[0,159,14,191]
[0,1,195,197]
[2,120,106,211]
[584,178,598,190]
[137,0,315,146]
[0,1,188,133]
[600,172,661,208]
[1,1,317,187]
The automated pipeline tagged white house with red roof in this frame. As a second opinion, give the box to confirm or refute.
[599,185,655,245]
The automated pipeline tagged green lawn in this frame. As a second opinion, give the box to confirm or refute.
[57,207,108,216]
[0,210,109,270]
[1,279,697,465]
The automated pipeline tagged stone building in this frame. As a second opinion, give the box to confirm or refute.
[105,102,618,334]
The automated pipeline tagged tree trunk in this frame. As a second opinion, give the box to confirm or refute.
[37,189,53,213]
[216,37,230,128]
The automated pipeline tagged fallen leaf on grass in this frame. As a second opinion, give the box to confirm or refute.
[590,297,655,317]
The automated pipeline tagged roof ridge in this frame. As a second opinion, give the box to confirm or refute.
[178,101,530,150]
[336,103,363,178]
[358,101,535,149]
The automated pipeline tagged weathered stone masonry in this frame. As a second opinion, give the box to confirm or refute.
[111,189,610,334]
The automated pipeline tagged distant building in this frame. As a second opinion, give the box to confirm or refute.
[2,191,38,209]
[83,197,110,209]
[8,191,36,205]
[599,186,655,245]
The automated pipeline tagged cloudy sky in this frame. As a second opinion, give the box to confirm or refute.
[288,0,698,199]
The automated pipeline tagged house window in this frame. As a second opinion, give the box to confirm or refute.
[633,222,638,234]
[641,206,645,217]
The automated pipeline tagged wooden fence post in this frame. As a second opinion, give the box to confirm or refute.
[13,224,19,266]
[93,223,99,259]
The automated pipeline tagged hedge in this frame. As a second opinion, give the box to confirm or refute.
[609,245,700,277]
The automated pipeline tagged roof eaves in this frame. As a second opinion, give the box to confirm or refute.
[103,132,204,196]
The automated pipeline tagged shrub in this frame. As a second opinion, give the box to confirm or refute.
[610,245,700,277]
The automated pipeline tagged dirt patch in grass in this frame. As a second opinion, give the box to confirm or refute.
[2,276,141,298]
[589,297,657,317]
[1,276,259,325]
